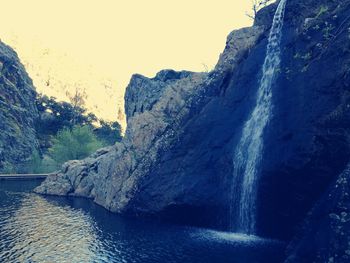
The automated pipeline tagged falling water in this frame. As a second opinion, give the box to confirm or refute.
[231,0,287,234]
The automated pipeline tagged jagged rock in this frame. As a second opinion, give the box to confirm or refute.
[124,70,194,120]
[35,24,265,228]
[0,40,39,172]
[215,26,265,73]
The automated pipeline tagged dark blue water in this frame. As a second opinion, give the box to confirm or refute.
[0,180,285,263]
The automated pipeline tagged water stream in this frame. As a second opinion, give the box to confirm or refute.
[231,0,288,234]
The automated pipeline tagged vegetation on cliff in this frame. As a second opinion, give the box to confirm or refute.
[24,94,123,173]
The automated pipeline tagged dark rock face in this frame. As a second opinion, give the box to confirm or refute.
[0,41,39,172]
[257,0,350,239]
[285,164,350,263]
[36,0,350,255]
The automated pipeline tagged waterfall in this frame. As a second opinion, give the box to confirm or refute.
[231,0,287,234]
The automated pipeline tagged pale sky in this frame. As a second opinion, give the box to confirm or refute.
[0,0,253,126]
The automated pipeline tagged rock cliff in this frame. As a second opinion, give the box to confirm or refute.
[35,24,265,228]
[0,41,38,172]
[36,0,350,258]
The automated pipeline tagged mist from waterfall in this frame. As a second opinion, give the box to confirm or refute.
[231,0,287,235]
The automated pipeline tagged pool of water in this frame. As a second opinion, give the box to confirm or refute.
[0,180,285,263]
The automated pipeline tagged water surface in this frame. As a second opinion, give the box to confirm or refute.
[0,180,285,263]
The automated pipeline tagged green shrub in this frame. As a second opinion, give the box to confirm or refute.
[35,94,122,152]
[25,151,59,173]
[26,150,43,173]
[316,6,328,19]
[24,125,106,173]
[2,162,16,174]
[49,125,103,165]
[40,156,59,173]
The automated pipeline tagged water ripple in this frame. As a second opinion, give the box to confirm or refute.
[0,193,104,263]
[0,181,284,263]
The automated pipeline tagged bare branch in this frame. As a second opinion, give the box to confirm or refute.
[246,0,274,20]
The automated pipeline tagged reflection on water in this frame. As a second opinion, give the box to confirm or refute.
[0,193,103,262]
[0,180,285,263]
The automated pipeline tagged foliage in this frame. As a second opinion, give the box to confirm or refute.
[35,94,122,152]
[35,94,97,137]
[25,150,43,173]
[2,162,16,174]
[316,6,329,19]
[49,125,103,165]
[94,120,122,145]
[40,156,59,172]
[25,124,110,173]
[31,93,123,173]
[65,87,88,126]
[25,150,58,173]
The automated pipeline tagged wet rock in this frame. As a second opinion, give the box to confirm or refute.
[285,164,350,263]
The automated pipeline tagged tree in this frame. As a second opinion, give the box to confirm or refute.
[26,150,42,173]
[65,86,88,126]
[246,0,274,20]
[94,120,122,145]
[35,94,122,155]
[36,94,95,133]
[49,125,103,165]
[25,150,58,173]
